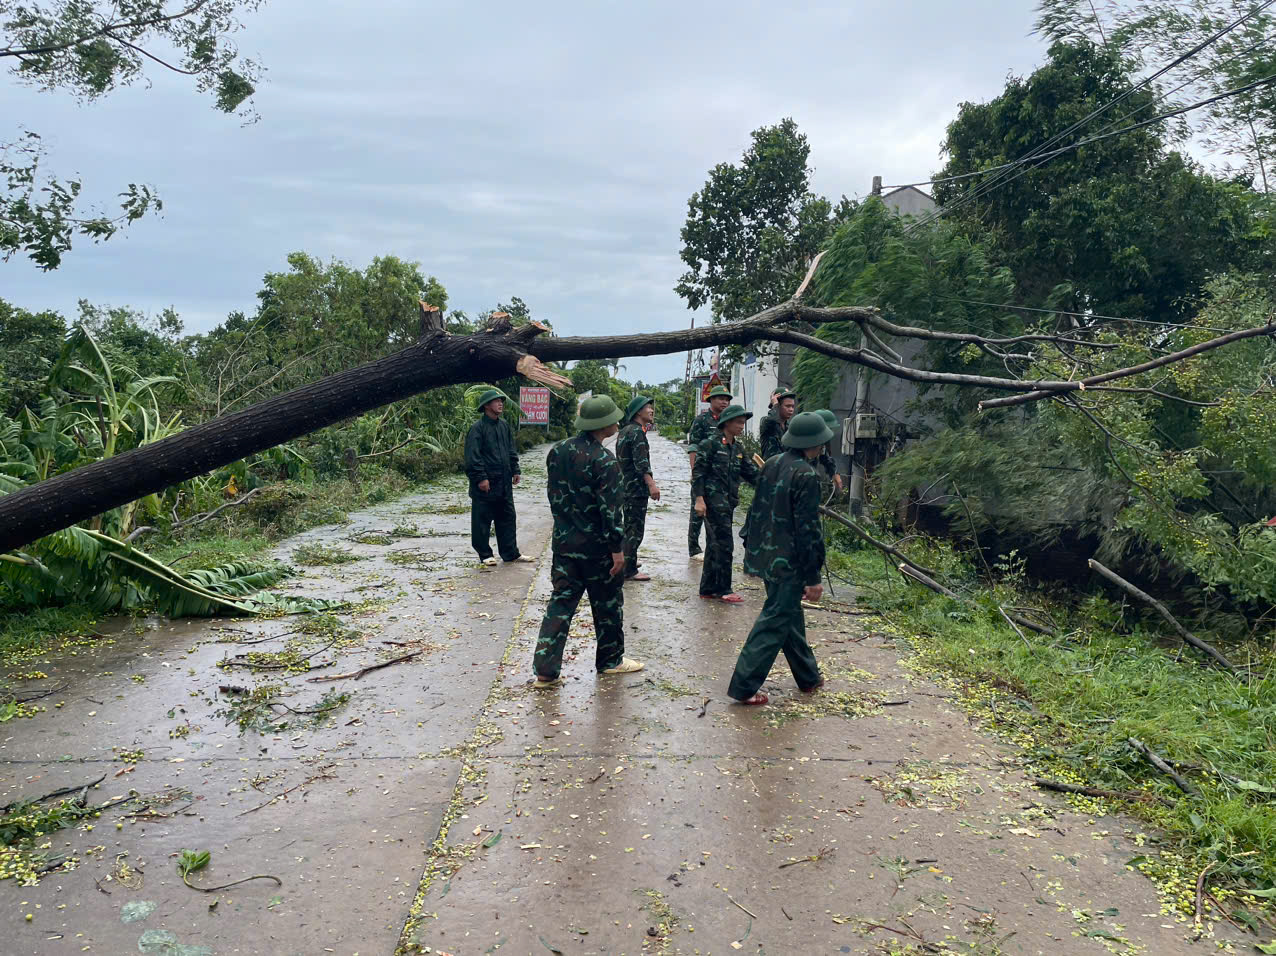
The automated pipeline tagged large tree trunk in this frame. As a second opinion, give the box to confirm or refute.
[0,328,538,554]
[1,296,1270,554]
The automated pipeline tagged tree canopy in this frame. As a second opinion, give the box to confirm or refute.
[675,118,852,322]
[2,0,265,268]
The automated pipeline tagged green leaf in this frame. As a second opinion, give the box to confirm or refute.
[1256,942,1276,954]
[1231,779,1276,795]
[482,829,504,848]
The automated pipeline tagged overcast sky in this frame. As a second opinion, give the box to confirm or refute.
[2,0,1049,384]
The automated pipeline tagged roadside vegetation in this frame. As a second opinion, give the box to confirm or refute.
[1,282,695,662]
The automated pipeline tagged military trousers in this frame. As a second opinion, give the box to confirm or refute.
[623,496,649,578]
[688,485,704,556]
[728,577,821,700]
[471,491,520,562]
[534,551,625,679]
[699,504,735,597]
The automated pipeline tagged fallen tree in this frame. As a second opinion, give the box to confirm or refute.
[2,259,1274,554]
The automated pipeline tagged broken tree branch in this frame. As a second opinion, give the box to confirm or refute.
[1087,559,1237,674]
[126,486,265,542]
[818,505,938,579]
[1128,737,1200,796]
[305,649,422,683]
[979,321,1276,409]
[1030,777,1172,806]
[1,773,106,812]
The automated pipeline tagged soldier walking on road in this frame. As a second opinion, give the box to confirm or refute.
[533,396,645,686]
[464,389,534,567]
[687,385,732,561]
[759,390,797,460]
[728,412,833,705]
[693,404,759,604]
[617,395,661,581]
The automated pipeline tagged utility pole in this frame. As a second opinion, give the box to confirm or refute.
[847,177,883,514]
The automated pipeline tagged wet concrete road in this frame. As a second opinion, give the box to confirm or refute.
[0,437,1233,954]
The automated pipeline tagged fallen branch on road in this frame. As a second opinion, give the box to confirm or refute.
[306,649,422,682]
[1030,777,1172,806]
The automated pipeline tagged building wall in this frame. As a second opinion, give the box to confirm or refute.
[881,185,936,218]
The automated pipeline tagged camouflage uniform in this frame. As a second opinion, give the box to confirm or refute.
[759,407,788,460]
[728,449,825,699]
[464,414,522,561]
[616,421,653,578]
[685,409,720,555]
[533,433,626,679]
[692,435,759,597]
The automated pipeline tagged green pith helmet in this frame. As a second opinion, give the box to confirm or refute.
[774,389,797,402]
[476,388,508,411]
[716,404,753,427]
[706,385,733,400]
[623,394,653,423]
[815,409,839,430]
[782,411,834,449]
[575,395,624,431]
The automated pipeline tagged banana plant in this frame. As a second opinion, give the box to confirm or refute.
[47,324,180,462]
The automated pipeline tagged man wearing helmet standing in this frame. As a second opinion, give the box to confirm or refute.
[464,389,534,566]
[692,404,759,603]
[729,411,833,705]
[759,390,797,460]
[533,395,645,686]
[813,409,844,495]
[617,395,660,581]
[686,385,732,561]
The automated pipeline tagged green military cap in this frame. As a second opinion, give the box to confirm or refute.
[814,409,839,430]
[782,411,834,449]
[716,404,753,427]
[575,395,624,431]
[774,389,797,402]
[476,388,508,410]
[623,394,653,423]
[706,385,733,399]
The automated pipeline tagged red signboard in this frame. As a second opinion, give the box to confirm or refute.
[519,386,550,425]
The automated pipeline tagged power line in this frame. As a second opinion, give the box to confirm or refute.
[902,0,1276,232]
[881,71,1276,196]
[883,27,1276,192]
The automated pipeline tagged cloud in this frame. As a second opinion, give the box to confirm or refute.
[1,0,1047,385]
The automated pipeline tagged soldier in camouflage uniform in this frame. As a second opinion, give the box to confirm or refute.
[464,389,533,566]
[686,385,732,559]
[692,404,759,603]
[813,409,844,495]
[616,395,661,581]
[758,390,797,460]
[728,412,833,705]
[533,396,645,686]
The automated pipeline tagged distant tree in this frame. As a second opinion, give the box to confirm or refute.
[935,40,1264,320]
[676,118,853,322]
[0,298,65,415]
[2,0,266,268]
[1036,0,1276,190]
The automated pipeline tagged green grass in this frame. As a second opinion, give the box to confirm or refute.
[292,542,363,566]
[830,536,1276,923]
[0,606,104,665]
